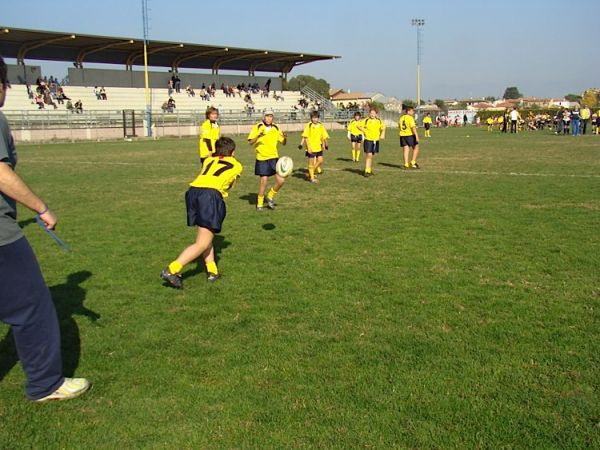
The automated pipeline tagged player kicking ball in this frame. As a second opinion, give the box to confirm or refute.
[399,106,420,169]
[300,111,329,183]
[160,137,242,288]
[247,109,288,211]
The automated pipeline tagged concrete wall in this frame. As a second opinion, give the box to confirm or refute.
[7,64,43,85]
[11,121,345,143]
[67,68,283,90]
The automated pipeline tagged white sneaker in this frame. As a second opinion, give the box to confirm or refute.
[34,378,91,403]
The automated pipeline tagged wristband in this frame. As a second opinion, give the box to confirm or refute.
[37,204,49,215]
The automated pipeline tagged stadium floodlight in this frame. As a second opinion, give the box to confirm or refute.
[411,18,425,109]
[141,0,151,137]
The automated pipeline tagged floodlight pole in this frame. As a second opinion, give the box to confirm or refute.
[411,19,425,109]
[142,0,152,137]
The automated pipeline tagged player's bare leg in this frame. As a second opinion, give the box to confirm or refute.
[410,144,420,168]
[364,152,373,176]
[315,155,324,174]
[403,146,410,168]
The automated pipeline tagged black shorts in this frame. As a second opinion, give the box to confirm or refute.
[350,134,363,143]
[400,135,418,148]
[424,123,431,130]
[363,140,380,154]
[255,158,278,177]
[185,187,226,233]
[305,150,323,158]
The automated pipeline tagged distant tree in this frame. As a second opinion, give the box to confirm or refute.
[581,90,599,108]
[402,99,416,108]
[369,101,386,112]
[434,99,445,109]
[485,96,496,102]
[564,93,582,103]
[502,86,522,99]
[285,75,331,99]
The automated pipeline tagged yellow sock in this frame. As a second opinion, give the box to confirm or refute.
[316,166,322,174]
[308,167,315,179]
[206,261,218,274]
[365,167,372,174]
[404,162,410,168]
[411,160,416,165]
[267,187,278,200]
[168,260,183,274]
[257,195,264,207]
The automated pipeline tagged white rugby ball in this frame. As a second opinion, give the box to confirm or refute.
[276,156,294,178]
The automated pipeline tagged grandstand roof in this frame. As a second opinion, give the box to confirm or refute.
[0,27,339,75]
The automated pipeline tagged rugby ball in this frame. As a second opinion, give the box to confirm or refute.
[276,156,294,178]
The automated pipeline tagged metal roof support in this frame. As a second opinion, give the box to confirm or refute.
[249,54,304,74]
[213,51,269,74]
[76,40,135,67]
[17,34,76,65]
[171,48,229,71]
[125,43,184,69]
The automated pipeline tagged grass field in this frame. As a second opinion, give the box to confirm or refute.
[0,126,599,448]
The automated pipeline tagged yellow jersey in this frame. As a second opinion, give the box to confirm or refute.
[360,117,385,141]
[189,155,243,198]
[422,116,433,125]
[486,118,493,125]
[302,122,330,152]
[198,119,220,159]
[399,114,417,136]
[347,119,363,136]
[247,122,286,161]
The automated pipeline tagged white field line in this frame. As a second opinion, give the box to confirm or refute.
[23,159,600,179]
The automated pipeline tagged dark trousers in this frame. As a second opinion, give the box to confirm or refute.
[0,237,63,399]
[582,119,589,135]
[510,120,517,133]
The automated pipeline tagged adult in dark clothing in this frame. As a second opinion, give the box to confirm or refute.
[0,56,90,402]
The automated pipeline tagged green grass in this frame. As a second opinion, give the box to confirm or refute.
[0,127,599,448]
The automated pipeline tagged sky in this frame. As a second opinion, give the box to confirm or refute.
[2,0,599,100]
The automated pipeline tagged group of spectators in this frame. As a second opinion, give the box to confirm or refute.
[93,86,107,100]
[26,77,84,113]
[483,106,598,135]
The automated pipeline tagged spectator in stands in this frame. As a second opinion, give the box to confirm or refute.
[35,94,45,110]
[185,85,195,97]
[174,75,181,93]
[161,101,169,113]
[74,100,83,114]
[167,97,176,113]
[93,86,101,100]
[99,87,107,100]
[265,78,271,92]
[26,83,34,100]
[198,88,209,101]
[167,79,174,97]
[66,100,74,113]
[43,92,58,110]
[55,87,70,105]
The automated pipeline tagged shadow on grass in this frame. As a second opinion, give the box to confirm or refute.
[0,270,98,381]
[378,162,404,169]
[291,169,309,180]
[180,235,231,280]
[239,193,257,205]
[336,157,353,162]
[342,168,365,176]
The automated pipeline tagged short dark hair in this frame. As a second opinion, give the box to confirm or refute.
[405,105,414,112]
[369,106,378,113]
[0,56,7,87]
[310,110,320,119]
[205,106,219,119]
[353,111,362,117]
[214,137,236,156]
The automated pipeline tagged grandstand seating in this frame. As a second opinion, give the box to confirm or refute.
[3,84,306,114]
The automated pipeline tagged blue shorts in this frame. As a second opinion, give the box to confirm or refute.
[350,134,363,143]
[400,136,418,148]
[363,140,380,154]
[305,150,323,158]
[185,187,226,233]
[255,158,278,177]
